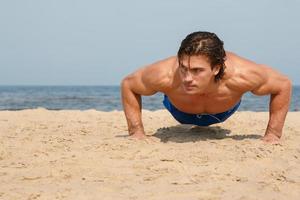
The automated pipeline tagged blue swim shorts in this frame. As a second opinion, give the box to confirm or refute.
[163,95,241,126]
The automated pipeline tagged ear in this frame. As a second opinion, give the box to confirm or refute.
[213,64,221,76]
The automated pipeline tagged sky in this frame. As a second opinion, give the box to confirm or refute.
[0,0,299,85]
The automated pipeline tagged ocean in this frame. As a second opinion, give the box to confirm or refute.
[0,85,299,111]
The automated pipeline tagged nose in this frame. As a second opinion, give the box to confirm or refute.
[183,71,193,83]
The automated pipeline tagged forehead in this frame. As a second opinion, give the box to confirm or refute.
[179,55,211,68]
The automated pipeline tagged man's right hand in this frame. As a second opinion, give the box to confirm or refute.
[129,131,148,140]
[129,130,158,143]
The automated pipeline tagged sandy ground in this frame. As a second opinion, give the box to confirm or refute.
[0,109,299,200]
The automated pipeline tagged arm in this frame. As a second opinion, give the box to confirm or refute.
[251,65,292,142]
[121,57,175,139]
[121,72,155,138]
[228,52,292,143]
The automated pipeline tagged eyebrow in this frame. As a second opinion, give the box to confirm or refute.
[179,63,204,69]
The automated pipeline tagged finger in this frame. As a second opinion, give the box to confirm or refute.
[146,136,156,143]
[129,135,144,140]
[262,138,280,145]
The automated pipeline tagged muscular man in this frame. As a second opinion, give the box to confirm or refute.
[121,31,292,143]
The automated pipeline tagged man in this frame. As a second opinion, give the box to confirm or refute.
[121,31,292,144]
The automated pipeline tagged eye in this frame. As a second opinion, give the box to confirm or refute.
[179,65,187,72]
[191,69,202,74]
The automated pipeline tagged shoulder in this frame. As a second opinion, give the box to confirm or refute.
[141,56,177,90]
[141,56,177,78]
[224,51,280,93]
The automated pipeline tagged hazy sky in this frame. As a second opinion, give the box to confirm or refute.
[1,0,299,85]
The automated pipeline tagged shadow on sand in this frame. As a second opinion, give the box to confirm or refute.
[152,125,262,143]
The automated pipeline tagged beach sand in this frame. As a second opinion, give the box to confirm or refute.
[0,109,299,200]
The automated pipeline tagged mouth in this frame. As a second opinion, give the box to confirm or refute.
[183,84,196,90]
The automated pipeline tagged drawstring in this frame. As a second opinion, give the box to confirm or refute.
[197,114,221,122]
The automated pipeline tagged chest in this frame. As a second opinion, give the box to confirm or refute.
[165,90,242,114]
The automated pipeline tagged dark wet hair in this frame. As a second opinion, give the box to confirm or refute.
[177,31,226,81]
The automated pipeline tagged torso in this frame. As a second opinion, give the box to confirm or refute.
[161,52,245,114]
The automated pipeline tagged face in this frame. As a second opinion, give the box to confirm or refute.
[178,55,219,94]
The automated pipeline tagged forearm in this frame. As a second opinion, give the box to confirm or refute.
[266,83,292,138]
[121,81,145,135]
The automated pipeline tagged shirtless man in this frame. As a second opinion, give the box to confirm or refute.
[121,31,292,144]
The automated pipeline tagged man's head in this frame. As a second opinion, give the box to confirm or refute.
[177,31,226,94]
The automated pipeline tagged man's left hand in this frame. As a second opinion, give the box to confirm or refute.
[262,133,280,144]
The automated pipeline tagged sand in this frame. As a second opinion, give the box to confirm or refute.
[0,109,299,200]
